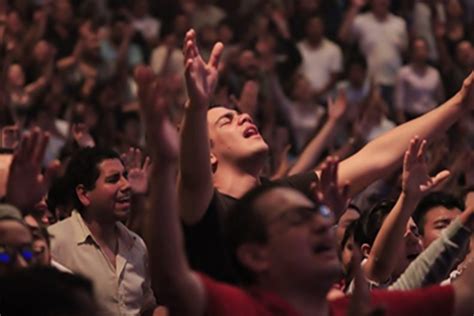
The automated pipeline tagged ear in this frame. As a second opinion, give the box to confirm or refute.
[76,185,91,208]
[236,243,270,275]
[210,153,218,173]
[360,243,371,258]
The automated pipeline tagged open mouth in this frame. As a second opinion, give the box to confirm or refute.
[116,195,131,205]
[243,125,259,138]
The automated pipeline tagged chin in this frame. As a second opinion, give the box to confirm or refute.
[114,208,131,222]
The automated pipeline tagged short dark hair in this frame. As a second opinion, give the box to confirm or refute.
[224,182,287,285]
[0,266,97,316]
[63,147,121,213]
[354,200,396,247]
[412,192,464,235]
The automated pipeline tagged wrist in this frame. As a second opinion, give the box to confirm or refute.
[400,190,421,205]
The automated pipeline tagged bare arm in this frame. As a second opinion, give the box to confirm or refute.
[364,138,450,283]
[337,72,474,197]
[338,1,365,43]
[178,29,224,225]
[136,66,205,316]
[289,91,347,175]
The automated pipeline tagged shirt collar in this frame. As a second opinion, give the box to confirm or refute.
[71,211,136,249]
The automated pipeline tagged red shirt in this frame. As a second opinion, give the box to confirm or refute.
[199,274,454,316]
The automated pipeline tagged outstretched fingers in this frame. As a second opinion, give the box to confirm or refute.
[208,42,224,69]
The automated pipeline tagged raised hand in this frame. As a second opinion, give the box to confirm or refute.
[327,89,347,121]
[6,128,60,211]
[72,123,95,148]
[402,137,450,197]
[121,147,151,195]
[134,65,179,162]
[231,80,259,118]
[458,72,474,110]
[183,29,224,108]
[314,156,350,219]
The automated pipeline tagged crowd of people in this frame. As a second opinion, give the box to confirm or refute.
[1,0,474,315]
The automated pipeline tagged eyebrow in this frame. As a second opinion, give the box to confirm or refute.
[214,111,236,126]
[432,218,452,225]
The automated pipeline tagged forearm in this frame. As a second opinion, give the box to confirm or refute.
[178,102,214,223]
[390,217,471,291]
[289,118,338,176]
[338,6,359,43]
[339,92,464,196]
[364,192,419,283]
[146,162,204,315]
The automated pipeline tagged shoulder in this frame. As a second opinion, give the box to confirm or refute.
[388,14,407,27]
[324,39,342,52]
[48,216,75,238]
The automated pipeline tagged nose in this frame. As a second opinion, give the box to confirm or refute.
[120,174,131,191]
[238,113,252,125]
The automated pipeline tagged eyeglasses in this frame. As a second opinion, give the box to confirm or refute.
[0,245,34,265]
[268,205,333,227]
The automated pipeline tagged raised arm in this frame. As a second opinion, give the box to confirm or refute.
[363,137,449,283]
[289,91,347,175]
[178,29,224,225]
[338,0,365,43]
[338,72,474,196]
[136,66,205,316]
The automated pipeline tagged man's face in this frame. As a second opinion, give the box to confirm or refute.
[456,41,474,68]
[24,215,51,266]
[207,107,269,167]
[256,188,342,288]
[421,206,462,248]
[86,159,132,222]
[0,220,34,275]
[371,0,390,15]
[305,18,324,43]
[412,39,429,64]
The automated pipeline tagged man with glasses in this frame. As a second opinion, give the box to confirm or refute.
[0,204,36,274]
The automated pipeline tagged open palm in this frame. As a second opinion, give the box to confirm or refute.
[402,137,450,196]
[183,29,223,107]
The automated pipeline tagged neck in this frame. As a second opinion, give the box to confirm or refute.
[82,213,117,247]
[373,10,388,21]
[307,38,323,48]
[213,162,261,198]
[412,62,426,71]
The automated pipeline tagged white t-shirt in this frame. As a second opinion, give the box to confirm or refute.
[394,65,443,116]
[297,38,343,92]
[352,12,408,86]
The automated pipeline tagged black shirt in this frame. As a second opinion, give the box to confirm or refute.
[183,172,318,284]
